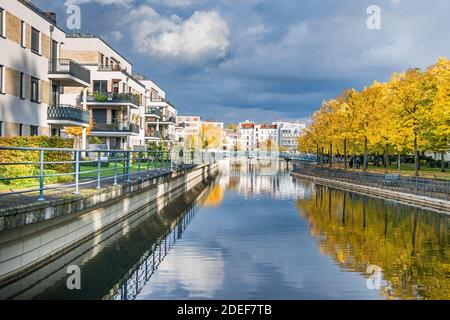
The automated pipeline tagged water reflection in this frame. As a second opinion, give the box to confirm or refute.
[297,186,450,299]
[2,159,448,300]
[135,159,449,300]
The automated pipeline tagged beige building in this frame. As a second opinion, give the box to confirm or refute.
[60,34,147,149]
[0,0,90,138]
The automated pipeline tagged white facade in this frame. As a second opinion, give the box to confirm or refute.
[274,121,306,151]
[142,80,177,146]
[237,120,306,151]
[0,0,88,137]
[60,35,147,149]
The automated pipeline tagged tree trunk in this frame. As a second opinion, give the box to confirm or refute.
[441,152,446,172]
[363,137,368,172]
[344,138,348,169]
[397,151,401,174]
[414,134,419,177]
[316,145,320,165]
[384,144,389,173]
[321,146,324,166]
[329,143,333,168]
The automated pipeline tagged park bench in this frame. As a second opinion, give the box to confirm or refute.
[379,174,400,186]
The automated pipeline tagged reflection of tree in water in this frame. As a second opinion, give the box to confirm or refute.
[203,185,224,207]
[297,186,450,300]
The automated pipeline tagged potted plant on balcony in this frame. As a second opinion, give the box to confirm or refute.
[93,91,108,102]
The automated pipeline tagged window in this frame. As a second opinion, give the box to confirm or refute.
[21,21,26,47]
[0,121,3,136]
[31,27,40,54]
[30,125,38,136]
[19,124,23,136]
[20,72,25,99]
[93,80,108,93]
[0,8,4,38]
[0,65,4,94]
[30,77,39,103]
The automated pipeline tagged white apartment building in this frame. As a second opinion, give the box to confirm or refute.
[238,120,306,151]
[176,115,202,137]
[142,80,177,146]
[239,121,257,151]
[224,129,242,151]
[274,121,306,151]
[60,34,147,149]
[258,124,278,147]
[0,0,90,138]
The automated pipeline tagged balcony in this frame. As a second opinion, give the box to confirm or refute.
[145,107,162,117]
[146,115,176,124]
[91,122,140,136]
[98,64,124,72]
[145,131,161,139]
[48,59,91,87]
[47,104,90,127]
[86,92,141,109]
[147,97,175,109]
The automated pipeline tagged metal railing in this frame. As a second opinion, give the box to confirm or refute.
[113,205,195,300]
[48,59,91,84]
[145,108,161,117]
[98,64,123,72]
[0,147,218,203]
[145,131,161,138]
[47,104,89,124]
[87,93,140,106]
[92,122,140,134]
[292,162,450,200]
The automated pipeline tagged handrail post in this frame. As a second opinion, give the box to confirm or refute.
[154,151,157,174]
[146,149,150,177]
[74,150,80,195]
[126,151,131,183]
[113,152,118,186]
[37,149,45,201]
[137,151,142,181]
[96,151,101,189]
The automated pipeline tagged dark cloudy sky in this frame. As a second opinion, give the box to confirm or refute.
[34,0,450,123]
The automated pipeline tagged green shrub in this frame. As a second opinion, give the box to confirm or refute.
[0,165,39,186]
[93,91,107,102]
[0,136,74,186]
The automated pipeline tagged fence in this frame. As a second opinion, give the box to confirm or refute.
[0,146,219,202]
[292,162,450,201]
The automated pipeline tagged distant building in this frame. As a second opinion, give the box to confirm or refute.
[224,129,242,151]
[237,120,306,151]
[176,115,202,138]
[274,121,306,151]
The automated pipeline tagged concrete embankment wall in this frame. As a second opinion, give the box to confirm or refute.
[0,163,219,285]
[291,172,450,214]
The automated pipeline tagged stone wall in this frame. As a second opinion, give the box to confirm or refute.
[0,163,219,285]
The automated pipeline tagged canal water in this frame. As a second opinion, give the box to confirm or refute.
[1,160,449,300]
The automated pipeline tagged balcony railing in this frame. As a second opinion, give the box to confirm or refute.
[145,108,161,117]
[47,104,89,124]
[145,131,161,138]
[48,59,91,84]
[148,97,175,108]
[98,64,123,72]
[87,92,141,106]
[92,122,140,134]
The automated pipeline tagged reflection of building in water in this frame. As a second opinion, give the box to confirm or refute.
[220,159,309,200]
